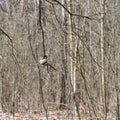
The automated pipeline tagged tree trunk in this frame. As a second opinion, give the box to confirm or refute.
[59,0,67,109]
[100,0,106,119]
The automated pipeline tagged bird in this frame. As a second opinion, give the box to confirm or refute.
[38,55,56,70]
[39,55,47,65]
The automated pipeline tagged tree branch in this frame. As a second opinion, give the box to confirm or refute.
[46,0,93,20]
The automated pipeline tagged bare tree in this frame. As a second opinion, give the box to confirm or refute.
[59,0,67,109]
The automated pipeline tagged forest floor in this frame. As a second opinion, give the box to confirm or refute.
[0,110,116,120]
[0,110,86,120]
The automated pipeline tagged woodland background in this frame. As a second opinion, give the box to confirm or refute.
[0,0,120,120]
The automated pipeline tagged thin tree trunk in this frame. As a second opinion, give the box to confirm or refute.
[100,0,106,119]
[113,1,120,119]
[60,0,67,109]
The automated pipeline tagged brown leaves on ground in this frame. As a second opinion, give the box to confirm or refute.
[0,110,116,120]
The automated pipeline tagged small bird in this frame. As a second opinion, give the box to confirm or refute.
[39,55,47,65]
[38,55,56,70]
